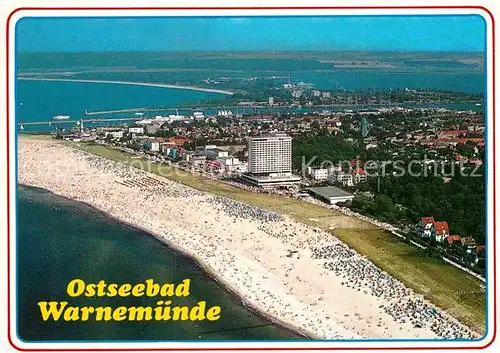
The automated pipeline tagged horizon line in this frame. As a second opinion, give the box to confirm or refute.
[17,49,485,54]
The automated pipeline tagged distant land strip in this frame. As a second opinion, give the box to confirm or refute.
[17,77,234,95]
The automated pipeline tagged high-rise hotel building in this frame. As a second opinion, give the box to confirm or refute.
[248,134,292,175]
[241,133,301,188]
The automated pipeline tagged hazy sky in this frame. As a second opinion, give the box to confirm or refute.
[16,16,486,52]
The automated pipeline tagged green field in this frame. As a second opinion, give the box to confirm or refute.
[64,141,486,334]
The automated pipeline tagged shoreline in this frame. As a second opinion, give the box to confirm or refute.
[17,77,234,96]
[17,138,480,340]
[18,184,311,339]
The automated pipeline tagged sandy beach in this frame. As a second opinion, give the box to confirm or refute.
[17,138,479,340]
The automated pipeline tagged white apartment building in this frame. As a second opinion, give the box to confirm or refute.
[145,140,160,152]
[193,111,204,120]
[128,126,144,135]
[205,148,229,160]
[104,130,124,139]
[222,158,248,174]
[248,134,292,174]
[309,167,329,180]
[337,173,354,187]
[242,134,300,188]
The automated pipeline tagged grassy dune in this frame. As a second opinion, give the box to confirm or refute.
[61,141,486,334]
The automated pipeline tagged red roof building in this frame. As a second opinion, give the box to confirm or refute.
[352,168,368,176]
[456,137,484,144]
[468,158,483,166]
[421,216,435,225]
[445,234,461,245]
[167,137,190,146]
[435,221,450,236]
[349,159,361,168]
[352,168,368,184]
[438,130,469,139]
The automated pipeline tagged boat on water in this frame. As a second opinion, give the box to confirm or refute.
[53,115,70,120]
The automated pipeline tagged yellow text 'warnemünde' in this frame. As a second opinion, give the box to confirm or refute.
[37,279,222,322]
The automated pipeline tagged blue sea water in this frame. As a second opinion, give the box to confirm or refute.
[17,186,302,341]
[288,70,485,93]
[16,80,225,131]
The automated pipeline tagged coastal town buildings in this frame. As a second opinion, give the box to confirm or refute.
[142,140,158,152]
[241,133,301,188]
[128,126,144,135]
[414,216,479,267]
[307,186,355,204]
[416,217,451,244]
[353,168,369,184]
[336,173,354,187]
[417,217,436,239]
[190,153,207,169]
[104,130,124,139]
[309,167,329,181]
[434,221,451,243]
[205,147,229,160]
[48,100,485,276]
[247,134,292,174]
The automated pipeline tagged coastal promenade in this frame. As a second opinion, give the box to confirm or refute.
[17,77,234,95]
[17,137,481,340]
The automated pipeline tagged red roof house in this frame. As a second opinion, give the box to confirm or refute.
[352,168,368,176]
[421,216,435,225]
[445,234,461,245]
[352,168,368,183]
[167,137,190,146]
[435,221,450,236]
[468,158,483,166]
[349,159,361,168]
